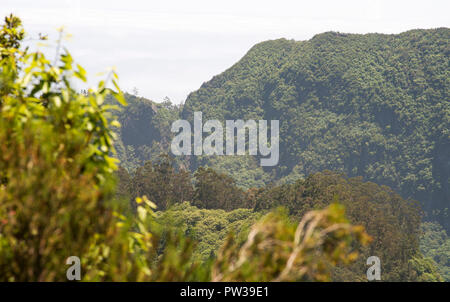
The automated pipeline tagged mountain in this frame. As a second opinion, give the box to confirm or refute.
[113,94,182,172]
[115,28,449,231]
[181,28,450,229]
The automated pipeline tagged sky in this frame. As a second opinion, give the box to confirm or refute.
[1,0,449,103]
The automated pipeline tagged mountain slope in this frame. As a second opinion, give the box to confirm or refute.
[181,29,450,229]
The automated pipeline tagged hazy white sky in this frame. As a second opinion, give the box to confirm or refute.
[1,0,449,103]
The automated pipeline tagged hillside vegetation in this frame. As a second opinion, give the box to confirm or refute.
[108,30,450,280]
[115,29,449,232]
[182,29,449,230]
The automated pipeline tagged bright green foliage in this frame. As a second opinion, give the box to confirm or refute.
[0,14,125,281]
[420,222,450,281]
[157,202,261,261]
[408,256,444,282]
[212,204,371,281]
[0,16,125,184]
[0,15,202,281]
[82,195,209,282]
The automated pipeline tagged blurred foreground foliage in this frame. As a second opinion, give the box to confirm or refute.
[212,204,371,282]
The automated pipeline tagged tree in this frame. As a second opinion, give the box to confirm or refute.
[131,154,194,210]
[193,167,246,210]
[253,171,423,281]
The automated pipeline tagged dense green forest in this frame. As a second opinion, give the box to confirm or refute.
[116,156,440,281]
[0,15,448,281]
[111,29,449,281]
[116,29,449,230]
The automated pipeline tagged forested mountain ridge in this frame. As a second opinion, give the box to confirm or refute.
[105,28,450,282]
[113,94,183,172]
[113,29,449,230]
[180,28,450,229]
